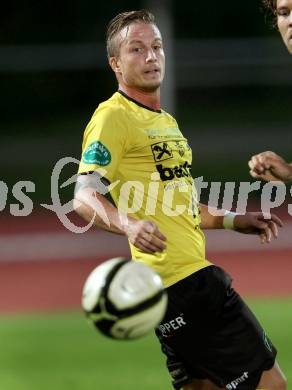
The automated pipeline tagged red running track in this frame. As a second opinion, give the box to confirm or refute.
[0,249,291,313]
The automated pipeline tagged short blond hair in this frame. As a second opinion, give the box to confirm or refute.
[106,10,156,58]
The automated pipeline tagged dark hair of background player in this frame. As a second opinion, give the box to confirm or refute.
[262,0,277,25]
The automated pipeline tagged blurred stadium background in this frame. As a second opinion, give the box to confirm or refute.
[1,1,292,389]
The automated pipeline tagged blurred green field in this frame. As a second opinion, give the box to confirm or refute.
[0,299,291,390]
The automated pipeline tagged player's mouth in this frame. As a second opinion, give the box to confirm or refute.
[144,68,160,75]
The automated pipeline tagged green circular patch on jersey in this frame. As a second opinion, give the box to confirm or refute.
[82,141,111,166]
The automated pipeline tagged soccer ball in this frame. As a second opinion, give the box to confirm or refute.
[82,257,168,340]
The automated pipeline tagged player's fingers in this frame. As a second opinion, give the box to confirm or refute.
[255,151,275,160]
[262,151,277,159]
[266,226,272,242]
[153,227,167,241]
[248,159,255,170]
[136,239,157,254]
[251,162,266,175]
[253,217,269,230]
[260,226,271,243]
[248,160,261,171]
[258,214,283,237]
[143,221,167,241]
[130,235,152,253]
[260,232,267,244]
[141,232,166,251]
[149,234,167,251]
[251,155,263,168]
[268,221,278,239]
[258,155,271,170]
[249,170,262,179]
[270,214,284,228]
[139,237,164,253]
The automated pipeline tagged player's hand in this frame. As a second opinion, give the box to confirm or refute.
[123,219,167,254]
[233,212,283,244]
[248,151,292,183]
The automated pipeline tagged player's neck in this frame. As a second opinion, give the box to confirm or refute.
[118,85,161,111]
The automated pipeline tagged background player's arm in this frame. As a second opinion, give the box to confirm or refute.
[199,204,283,244]
[73,174,166,254]
[248,151,292,182]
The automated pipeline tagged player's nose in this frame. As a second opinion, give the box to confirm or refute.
[288,9,292,25]
[146,49,157,62]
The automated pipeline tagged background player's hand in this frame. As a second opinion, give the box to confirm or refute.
[233,212,283,244]
[123,219,167,254]
[248,151,292,183]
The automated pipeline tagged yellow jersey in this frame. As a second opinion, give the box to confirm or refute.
[78,91,211,287]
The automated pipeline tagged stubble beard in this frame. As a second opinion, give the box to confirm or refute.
[140,82,161,93]
[138,74,164,93]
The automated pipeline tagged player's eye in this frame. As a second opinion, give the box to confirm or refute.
[131,47,143,53]
[277,8,290,16]
[153,43,162,50]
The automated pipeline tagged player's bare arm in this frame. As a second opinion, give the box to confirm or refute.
[248,151,292,182]
[199,203,283,243]
[73,174,166,254]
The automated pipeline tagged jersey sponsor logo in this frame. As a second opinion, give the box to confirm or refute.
[175,141,185,157]
[156,161,192,181]
[145,127,183,139]
[158,314,186,337]
[225,372,249,389]
[82,141,111,166]
[151,142,173,162]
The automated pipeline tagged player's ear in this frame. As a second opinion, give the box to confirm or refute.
[109,57,121,74]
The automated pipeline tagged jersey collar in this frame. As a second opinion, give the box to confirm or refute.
[118,90,162,114]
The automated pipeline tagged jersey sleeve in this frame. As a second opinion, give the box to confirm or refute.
[78,106,129,183]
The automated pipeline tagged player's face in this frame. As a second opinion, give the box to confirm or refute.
[113,23,165,92]
[277,0,292,53]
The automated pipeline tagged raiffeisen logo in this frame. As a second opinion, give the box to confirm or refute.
[156,161,192,181]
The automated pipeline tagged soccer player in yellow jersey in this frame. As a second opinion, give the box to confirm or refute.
[74,10,287,390]
[249,0,292,182]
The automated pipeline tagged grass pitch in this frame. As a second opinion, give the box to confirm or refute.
[0,298,291,390]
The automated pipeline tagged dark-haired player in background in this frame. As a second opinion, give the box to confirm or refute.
[262,0,292,53]
[74,10,286,390]
[249,0,292,182]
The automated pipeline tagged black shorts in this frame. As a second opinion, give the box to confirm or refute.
[155,265,277,390]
